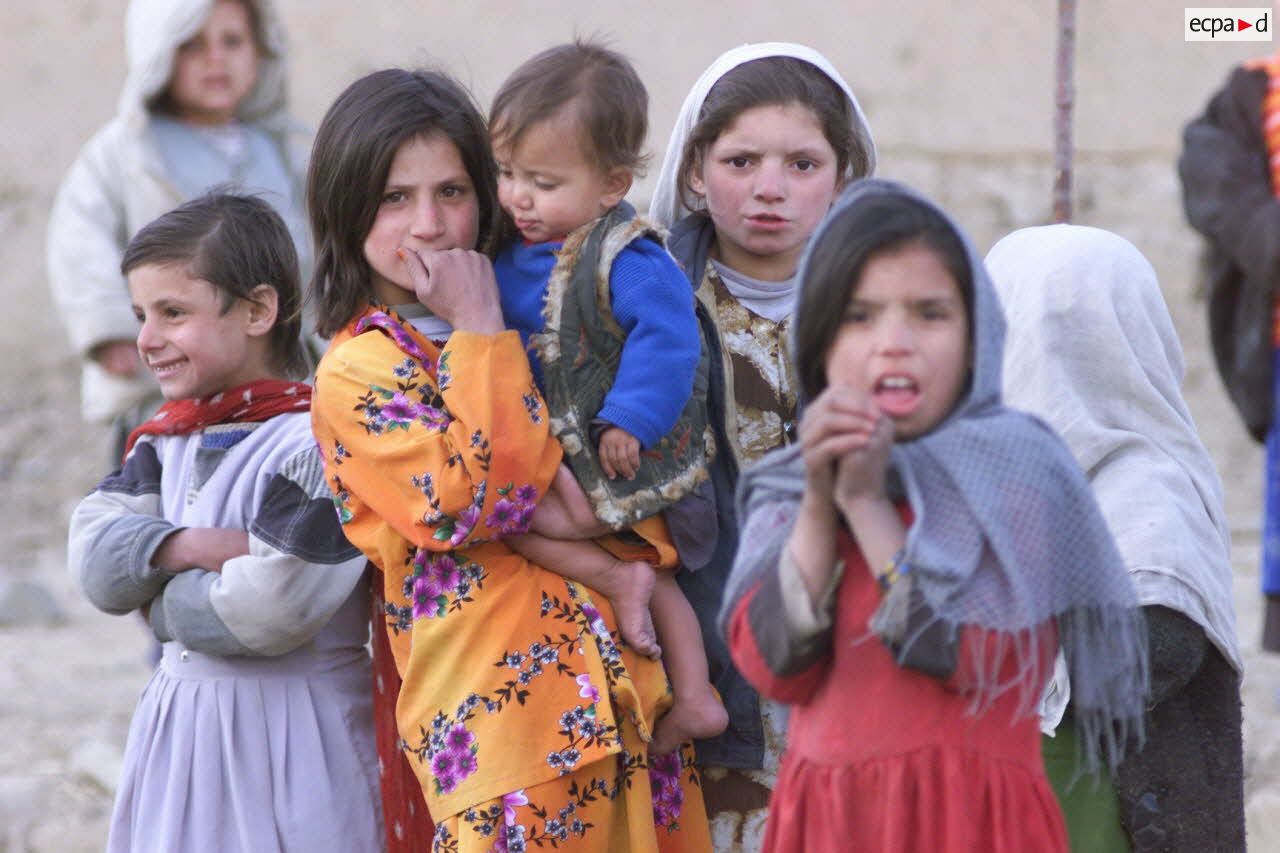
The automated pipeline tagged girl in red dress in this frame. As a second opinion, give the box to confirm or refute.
[721,180,1149,853]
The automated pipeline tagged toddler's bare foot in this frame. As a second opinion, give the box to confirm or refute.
[603,560,659,659]
[649,685,729,756]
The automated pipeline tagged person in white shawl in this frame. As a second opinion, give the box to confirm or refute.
[988,224,1243,852]
[647,42,876,851]
[46,0,310,459]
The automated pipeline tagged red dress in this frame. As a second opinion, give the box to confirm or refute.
[727,527,1068,853]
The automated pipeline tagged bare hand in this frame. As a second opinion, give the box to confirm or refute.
[598,427,641,480]
[833,410,894,510]
[798,384,882,501]
[398,246,504,334]
[152,528,251,574]
[92,340,142,378]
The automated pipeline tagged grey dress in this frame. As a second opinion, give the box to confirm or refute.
[69,412,383,853]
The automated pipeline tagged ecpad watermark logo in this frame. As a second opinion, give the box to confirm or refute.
[1186,8,1272,40]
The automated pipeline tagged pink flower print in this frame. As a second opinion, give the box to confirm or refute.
[430,722,479,795]
[648,751,685,827]
[419,405,452,432]
[355,309,390,333]
[452,749,478,779]
[390,329,424,361]
[575,673,600,705]
[449,504,481,547]
[445,723,475,753]
[422,555,462,598]
[502,789,528,825]
[357,309,434,367]
[486,498,529,535]
[411,588,445,620]
[514,484,539,504]
[381,392,422,427]
[411,554,460,619]
[430,751,461,794]
[579,601,610,639]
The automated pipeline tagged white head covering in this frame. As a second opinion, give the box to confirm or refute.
[120,0,292,129]
[987,224,1241,673]
[649,42,876,228]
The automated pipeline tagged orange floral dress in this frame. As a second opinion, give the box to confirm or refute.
[312,307,711,852]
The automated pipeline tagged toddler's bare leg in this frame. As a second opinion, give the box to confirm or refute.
[648,573,729,755]
[509,533,660,657]
[597,558,660,659]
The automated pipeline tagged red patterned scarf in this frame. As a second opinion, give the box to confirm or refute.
[1247,54,1280,196]
[371,574,436,850]
[122,380,312,462]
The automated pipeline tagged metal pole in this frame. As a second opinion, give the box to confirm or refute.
[1053,0,1076,222]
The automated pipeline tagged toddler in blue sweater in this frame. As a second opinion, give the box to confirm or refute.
[491,40,727,756]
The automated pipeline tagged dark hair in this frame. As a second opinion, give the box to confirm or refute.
[121,190,305,378]
[490,38,648,174]
[307,68,503,337]
[794,193,973,404]
[677,56,871,212]
[150,0,270,116]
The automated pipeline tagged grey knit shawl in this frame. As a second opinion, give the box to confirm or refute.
[720,179,1148,770]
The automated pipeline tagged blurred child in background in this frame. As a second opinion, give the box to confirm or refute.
[47,0,311,462]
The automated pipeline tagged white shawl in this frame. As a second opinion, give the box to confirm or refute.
[987,224,1241,676]
[121,0,293,132]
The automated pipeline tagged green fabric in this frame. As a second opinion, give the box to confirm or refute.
[535,205,714,530]
[1043,720,1131,853]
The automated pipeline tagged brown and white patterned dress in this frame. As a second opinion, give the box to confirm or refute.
[697,268,799,468]
[694,263,797,853]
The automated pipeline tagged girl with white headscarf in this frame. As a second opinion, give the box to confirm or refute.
[47,0,312,461]
[648,43,875,847]
[988,225,1243,852]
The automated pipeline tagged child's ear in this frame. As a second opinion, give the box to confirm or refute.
[602,167,633,209]
[685,157,707,200]
[244,284,279,336]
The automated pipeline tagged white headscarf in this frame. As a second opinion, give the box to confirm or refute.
[648,42,876,229]
[120,0,292,131]
[987,224,1241,674]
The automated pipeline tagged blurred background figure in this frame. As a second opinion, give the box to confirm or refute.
[46,0,311,465]
[1179,44,1280,653]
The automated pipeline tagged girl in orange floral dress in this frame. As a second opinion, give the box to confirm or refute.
[305,67,712,853]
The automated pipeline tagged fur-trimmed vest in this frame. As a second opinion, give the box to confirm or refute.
[533,205,715,529]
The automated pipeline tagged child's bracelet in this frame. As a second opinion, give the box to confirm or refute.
[876,549,909,591]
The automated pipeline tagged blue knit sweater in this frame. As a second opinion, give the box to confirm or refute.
[494,236,699,449]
